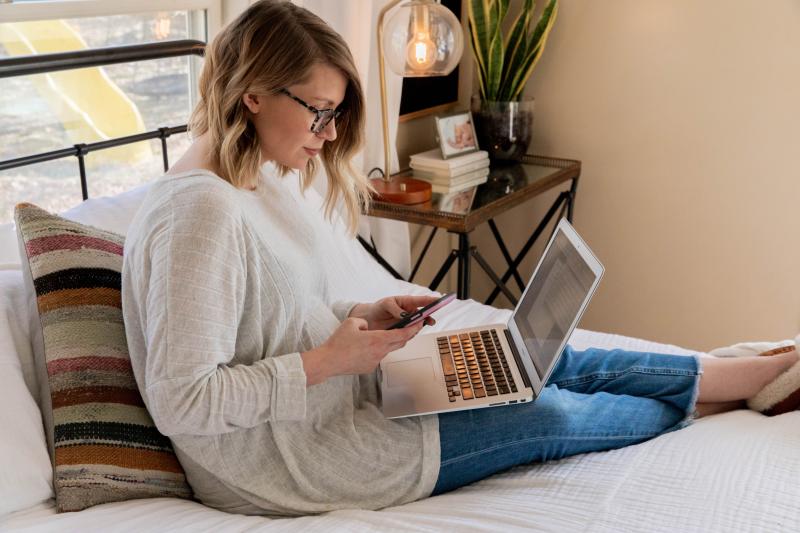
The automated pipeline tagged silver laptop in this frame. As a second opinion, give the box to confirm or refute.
[379,218,604,418]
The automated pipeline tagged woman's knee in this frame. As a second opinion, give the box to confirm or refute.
[528,386,586,428]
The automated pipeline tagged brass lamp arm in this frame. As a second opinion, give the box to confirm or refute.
[377,0,404,181]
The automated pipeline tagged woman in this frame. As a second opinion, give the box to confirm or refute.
[122,0,799,517]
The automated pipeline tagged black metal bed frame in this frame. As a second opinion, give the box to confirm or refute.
[0,40,206,200]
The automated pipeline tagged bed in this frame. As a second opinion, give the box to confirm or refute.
[2,43,800,533]
[2,171,800,532]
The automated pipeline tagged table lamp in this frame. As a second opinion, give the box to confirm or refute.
[372,0,464,204]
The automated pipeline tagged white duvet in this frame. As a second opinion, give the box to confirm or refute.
[2,176,799,532]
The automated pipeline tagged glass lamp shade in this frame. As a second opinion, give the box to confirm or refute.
[383,0,464,77]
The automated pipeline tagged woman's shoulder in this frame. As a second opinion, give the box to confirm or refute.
[128,170,246,245]
[150,169,245,215]
[162,168,237,197]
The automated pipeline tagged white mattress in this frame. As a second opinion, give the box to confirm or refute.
[4,322,799,532]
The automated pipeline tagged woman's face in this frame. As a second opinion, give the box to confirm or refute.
[242,63,347,170]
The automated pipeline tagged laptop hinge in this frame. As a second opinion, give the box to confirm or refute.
[504,329,532,389]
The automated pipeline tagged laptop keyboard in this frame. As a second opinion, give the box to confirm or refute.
[437,330,518,402]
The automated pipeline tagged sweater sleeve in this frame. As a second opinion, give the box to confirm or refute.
[330,300,359,322]
[139,187,307,437]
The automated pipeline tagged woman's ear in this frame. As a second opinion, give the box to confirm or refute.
[242,93,261,114]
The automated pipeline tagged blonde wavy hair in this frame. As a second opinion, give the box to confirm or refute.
[189,0,372,234]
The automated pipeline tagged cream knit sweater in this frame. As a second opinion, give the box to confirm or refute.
[122,170,439,516]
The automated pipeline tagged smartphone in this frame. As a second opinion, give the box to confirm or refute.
[387,293,456,330]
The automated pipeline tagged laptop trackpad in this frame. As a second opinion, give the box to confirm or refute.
[387,358,436,388]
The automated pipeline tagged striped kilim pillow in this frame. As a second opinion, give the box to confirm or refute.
[14,203,192,512]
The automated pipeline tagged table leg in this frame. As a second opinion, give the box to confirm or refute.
[485,190,569,305]
[429,249,458,292]
[547,195,570,246]
[567,176,579,222]
[488,219,526,292]
[457,233,471,299]
[357,235,404,280]
[471,247,518,305]
[546,176,578,244]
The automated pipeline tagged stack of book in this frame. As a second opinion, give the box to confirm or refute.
[409,148,490,194]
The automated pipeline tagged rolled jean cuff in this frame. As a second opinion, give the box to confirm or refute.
[666,352,704,433]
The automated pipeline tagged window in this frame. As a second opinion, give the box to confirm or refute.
[0,0,222,223]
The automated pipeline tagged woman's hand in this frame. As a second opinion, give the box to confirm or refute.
[348,294,442,330]
[300,317,425,385]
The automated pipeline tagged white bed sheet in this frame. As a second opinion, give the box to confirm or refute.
[4,321,799,532]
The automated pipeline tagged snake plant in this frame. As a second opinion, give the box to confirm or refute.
[468,0,559,102]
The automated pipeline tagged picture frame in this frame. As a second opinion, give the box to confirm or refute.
[435,110,479,159]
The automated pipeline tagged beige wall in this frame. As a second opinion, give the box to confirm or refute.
[398,0,800,351]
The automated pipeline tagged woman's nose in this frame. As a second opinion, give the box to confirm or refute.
[317,118,337,141]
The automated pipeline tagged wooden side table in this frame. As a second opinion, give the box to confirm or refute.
[360,155,581,305]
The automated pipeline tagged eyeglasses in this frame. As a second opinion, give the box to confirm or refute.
[279,88,343,134]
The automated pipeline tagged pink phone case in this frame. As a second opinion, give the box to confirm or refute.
[389,293,456,329]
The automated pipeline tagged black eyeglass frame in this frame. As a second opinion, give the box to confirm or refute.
[279,88,343,134]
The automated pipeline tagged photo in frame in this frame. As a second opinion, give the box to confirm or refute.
[435,111,479,159]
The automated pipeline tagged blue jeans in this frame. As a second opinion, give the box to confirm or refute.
[432,345,703,495]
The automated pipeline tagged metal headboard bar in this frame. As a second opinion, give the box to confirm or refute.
[0,40,206,200]
[0,39,206,78]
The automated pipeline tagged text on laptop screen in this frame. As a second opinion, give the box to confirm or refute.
[512,230,597,377]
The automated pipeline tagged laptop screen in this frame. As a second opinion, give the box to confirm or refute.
[511,229,598,378]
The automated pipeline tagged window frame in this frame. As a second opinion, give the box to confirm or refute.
[1,0,224,105]
[0,0,222,37]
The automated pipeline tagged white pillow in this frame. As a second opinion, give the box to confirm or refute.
[0,222,21,269]
[0,269,54,517]
[0,182,152,270]
[60,181,151,235]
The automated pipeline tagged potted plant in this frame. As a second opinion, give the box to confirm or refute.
[468,0,559,161]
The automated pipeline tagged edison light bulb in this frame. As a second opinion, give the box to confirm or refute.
[406,33,436,71]
[383,0,464,77]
